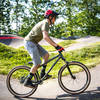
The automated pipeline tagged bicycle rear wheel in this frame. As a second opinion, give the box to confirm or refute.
[58,61,91,94]
[6,66,38,97]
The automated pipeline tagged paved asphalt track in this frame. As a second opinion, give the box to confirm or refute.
[0,64,100,100]
[0,35,100,100]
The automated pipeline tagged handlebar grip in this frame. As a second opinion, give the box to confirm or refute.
[58,49,64,53]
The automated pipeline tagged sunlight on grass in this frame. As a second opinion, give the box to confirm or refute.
[42,40,76,52]
[0,42,100,78]
[90,42,100,46]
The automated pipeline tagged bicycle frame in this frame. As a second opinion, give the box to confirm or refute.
[35,51,68,83]
[7,51,91,97]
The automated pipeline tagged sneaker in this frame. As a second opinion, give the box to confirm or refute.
[40,69,52,80]
[40,72,45,79]
[24,78,36,88]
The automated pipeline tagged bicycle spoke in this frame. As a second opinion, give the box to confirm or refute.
[6,66,38,97]
[58,62,91,94]
[9,69,34,95]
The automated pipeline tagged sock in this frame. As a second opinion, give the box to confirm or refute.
[40,65,47,78]
[43,65,46,69]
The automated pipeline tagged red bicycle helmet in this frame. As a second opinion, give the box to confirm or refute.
[44,10,59,18]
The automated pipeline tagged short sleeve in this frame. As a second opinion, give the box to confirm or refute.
[41,22,49,32]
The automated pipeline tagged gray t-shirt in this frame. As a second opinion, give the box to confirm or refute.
[25,19,49,43]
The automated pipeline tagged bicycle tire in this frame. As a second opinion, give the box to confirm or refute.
[6,66,38,97]
[58,61,91,94]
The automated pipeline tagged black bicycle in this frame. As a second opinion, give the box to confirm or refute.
[6,51,91,97]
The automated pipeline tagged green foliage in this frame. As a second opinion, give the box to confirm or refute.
[74,0,100,36]
[0,43,31,74]
[0,0,12,34]
[50,22,67,38]
[42,40,75,52]
[58,40,76,47]
[48,0,100,38]
[18,0,51,37]
[0,42,100,78]
[0,0,100,38]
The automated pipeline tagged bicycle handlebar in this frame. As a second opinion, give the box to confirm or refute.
[58,49,65,54]
[58,50,66,61]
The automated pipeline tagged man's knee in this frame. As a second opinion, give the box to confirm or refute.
[34,64,40,68]
[45,53,49,59]
[42,53,49,63]
[30,64,40,73]
[46,53,49,58]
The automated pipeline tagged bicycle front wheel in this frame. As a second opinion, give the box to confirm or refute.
[6,66,38,97]
[58,61,91,94]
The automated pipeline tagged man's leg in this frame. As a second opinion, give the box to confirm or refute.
[40,53,49,78]
[43,52,49,63]
[24,64,40,88]
[36,44,52,79]
[40,53,52,79]
[24,41,41,88]
[30,64,40,74]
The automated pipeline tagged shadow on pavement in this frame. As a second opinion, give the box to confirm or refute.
[56,87,100,100]
[14,87,100,100]
[15,96,58,100]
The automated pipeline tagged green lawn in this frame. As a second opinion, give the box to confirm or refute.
[42,40,76,52]
[0,41,100,78]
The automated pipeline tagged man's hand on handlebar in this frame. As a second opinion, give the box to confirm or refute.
[55,45,65,52]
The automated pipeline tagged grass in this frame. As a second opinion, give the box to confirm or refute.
[0,43,31,75]
[47,44,100,78]
[42,40,76,52]
[90,42,100,46]
[0,41,100,78]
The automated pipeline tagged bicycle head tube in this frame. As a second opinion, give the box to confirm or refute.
[58,51,66,61]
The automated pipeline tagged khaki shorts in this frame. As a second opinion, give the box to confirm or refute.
[24,41,48,66]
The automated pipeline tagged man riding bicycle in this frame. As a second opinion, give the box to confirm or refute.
[24,10,64,88]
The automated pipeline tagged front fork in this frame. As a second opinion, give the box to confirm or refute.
[61,54,76,79]
[66,62,76,79]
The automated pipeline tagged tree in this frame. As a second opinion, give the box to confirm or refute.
[19,0,51,37]
[1,0,100,37]
[53,0,77,37]
[76,0,100,36]
[10,0,28,35]
[0,0,11,34]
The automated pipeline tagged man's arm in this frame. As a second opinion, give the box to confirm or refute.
[42,31,58,47]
